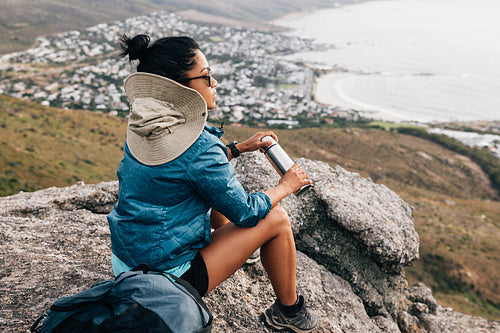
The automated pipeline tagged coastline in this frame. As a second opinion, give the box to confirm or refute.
[273,4,416,123]
[313,71,410,122]
[313,70,500,135]
[274,0,500,126]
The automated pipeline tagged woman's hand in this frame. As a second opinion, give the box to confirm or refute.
[264,163,312,206]
[279,163,312,195]
[237,131,278,154]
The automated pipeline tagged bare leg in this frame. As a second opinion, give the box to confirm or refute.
[210,209,230,230]
[200,205,297,305]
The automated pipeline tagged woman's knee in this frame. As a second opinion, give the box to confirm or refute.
[267,205,291,229]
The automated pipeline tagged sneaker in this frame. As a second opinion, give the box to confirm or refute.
[245,249,260,265]
[261,295,318,332]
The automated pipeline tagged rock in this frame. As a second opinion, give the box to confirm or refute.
[233,152,499,332]
[417,151,433,161]
[233,153,419,271]
[205,252,383,333]
[1,154,499,332]
[443,199,456,206]
[408,282,438,315]
[234,152,418,324]
[0,182,117,331]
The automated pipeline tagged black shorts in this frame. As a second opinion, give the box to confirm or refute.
[180,252,209,297]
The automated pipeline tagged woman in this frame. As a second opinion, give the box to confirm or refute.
[107,34,318,333]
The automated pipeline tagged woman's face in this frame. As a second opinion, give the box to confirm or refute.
[186,50,218,109]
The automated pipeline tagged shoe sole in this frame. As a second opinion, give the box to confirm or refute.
[244,256,260,265]
[261,313,287,332]
[260,312,315,333]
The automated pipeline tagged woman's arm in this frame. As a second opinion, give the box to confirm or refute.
[187,141,272,228]
[226,131,311,206]
[189,137,310,226]
[227,131,278,160]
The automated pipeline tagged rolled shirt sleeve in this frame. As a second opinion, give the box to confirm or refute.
[186,140,272,228]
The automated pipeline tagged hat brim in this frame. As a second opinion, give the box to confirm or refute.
[124,72,208,166]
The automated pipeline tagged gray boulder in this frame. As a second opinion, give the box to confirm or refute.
[233,152,418,321]
[0,153,498,332]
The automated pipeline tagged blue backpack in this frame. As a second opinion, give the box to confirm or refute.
[31,265,212,333]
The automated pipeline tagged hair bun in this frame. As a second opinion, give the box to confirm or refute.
[119,34,150,61]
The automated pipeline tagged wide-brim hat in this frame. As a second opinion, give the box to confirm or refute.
[123,72,207,166]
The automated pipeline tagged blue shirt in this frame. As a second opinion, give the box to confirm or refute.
[111,252,191,277]
[107,125,272,271]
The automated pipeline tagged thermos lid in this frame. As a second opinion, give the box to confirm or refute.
[261,136,277,153]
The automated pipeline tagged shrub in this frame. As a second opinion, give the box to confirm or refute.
[397,127,500,196]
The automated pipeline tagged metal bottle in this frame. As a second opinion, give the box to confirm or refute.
[260,136,311,195]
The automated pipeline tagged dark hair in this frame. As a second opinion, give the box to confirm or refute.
[119,34,200,83]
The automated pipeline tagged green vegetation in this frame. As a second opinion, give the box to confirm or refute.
[0,95,126,195]
[367,121,425,131]
[277,83,300,89]
[396,126,500,195]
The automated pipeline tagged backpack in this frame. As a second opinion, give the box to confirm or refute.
[31,265,213,333]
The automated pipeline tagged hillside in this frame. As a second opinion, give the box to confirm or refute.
[0,95,126,195]
[0,0,343,55]
[0,95,499,320]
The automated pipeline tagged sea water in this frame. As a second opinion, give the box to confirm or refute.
[275,0,500,122]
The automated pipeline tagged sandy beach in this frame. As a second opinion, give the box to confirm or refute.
[313,71,408,122]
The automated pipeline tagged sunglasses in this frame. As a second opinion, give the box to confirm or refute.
[184,73,212,87]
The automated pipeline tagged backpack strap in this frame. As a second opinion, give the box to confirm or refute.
[114,266,149,286]
[30,313,46,333]
[131,263,150,273]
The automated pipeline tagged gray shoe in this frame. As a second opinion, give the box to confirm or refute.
[245,249,260,265]
[261,295,318,332]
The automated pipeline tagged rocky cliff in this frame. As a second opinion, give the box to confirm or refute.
[0,152,498,332]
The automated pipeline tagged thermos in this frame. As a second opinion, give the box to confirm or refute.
[260,136,311,195]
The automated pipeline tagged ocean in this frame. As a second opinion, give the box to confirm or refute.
[275,0,500,123]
